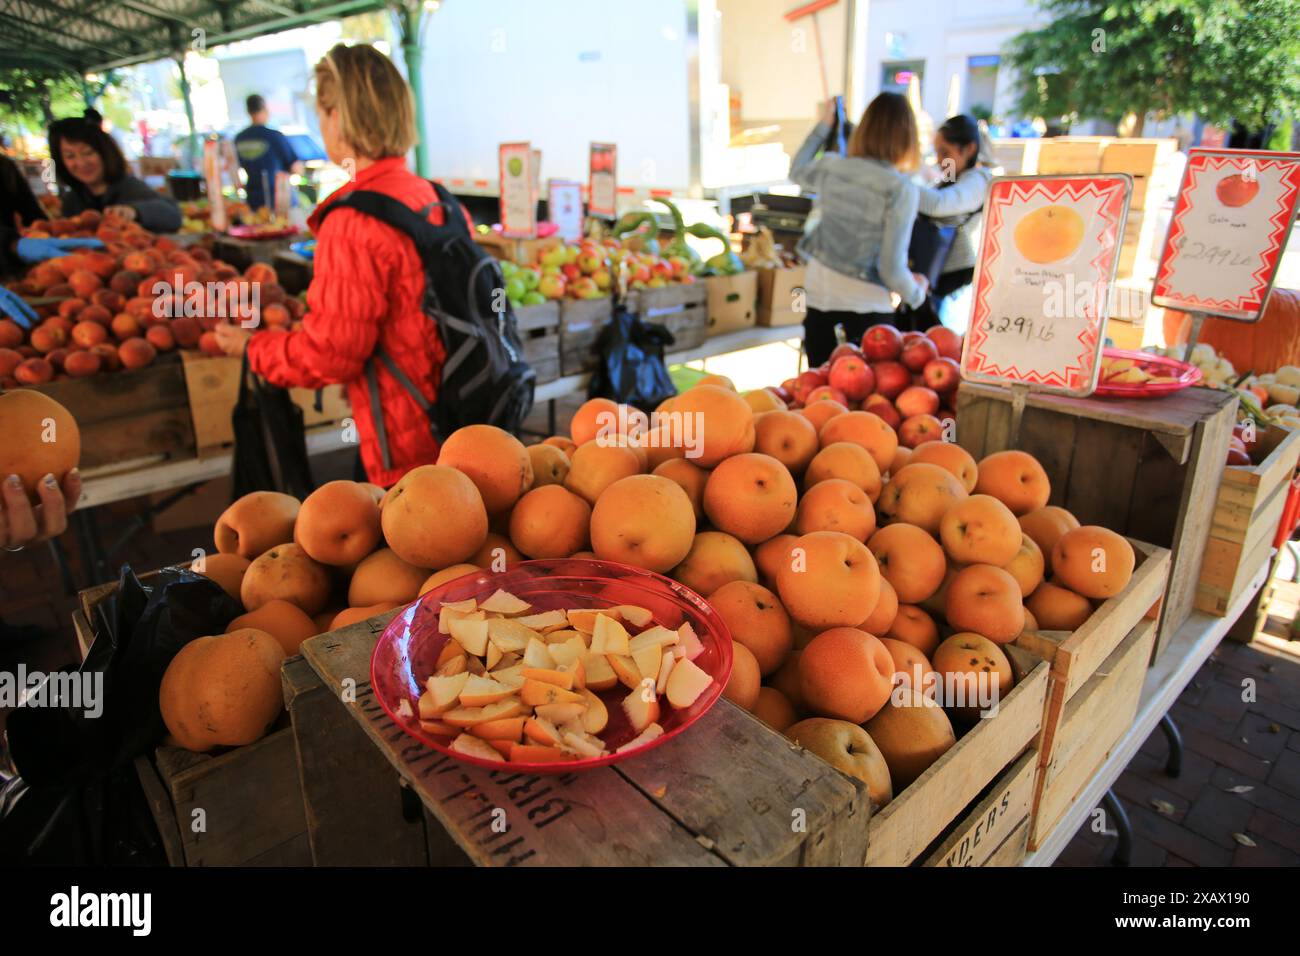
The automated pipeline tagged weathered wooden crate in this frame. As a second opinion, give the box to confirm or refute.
[514,301,561,385]
[704,271,758,336]
[290,612,873,866]
[922,750,1039,866]
[957,382,1237,662]
[755,266,806,328]
[180,351,350,451]
[991,138,1041,175]
[32,356,196,470]
[558,296,614,375]
[1026,618,1158,850]
[473,232,562,266]
[1197,424,1300,615]
[1100,138,1177,178]
[76,574,310,866]
[1036,138,1107,174]
[626,282,709,352]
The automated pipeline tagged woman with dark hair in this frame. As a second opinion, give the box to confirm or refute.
[48,119,181,233]
[915,114,997,325]
[791,93,928,367]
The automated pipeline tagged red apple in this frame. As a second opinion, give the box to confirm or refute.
[863,394,901,431]
[792,369,829,404]
[895,386,940,418]
[862,324,903,361]
[925,325,963,361]
[922,357,961,393]
[871,360,911,400]
[900,336,939,373]
[806,384,850,406]
[899,414,943,448]
[772,385,794,405]
[829,343,864,364]
[828,355,876,402]
[936,408,956,437]
[901,331,925,345]
[1216,174,1259,208]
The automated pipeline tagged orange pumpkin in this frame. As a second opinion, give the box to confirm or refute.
[1163,288,1300,374]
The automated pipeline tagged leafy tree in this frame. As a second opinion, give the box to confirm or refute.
[1006,0,1300,135]
[0,68,85,134]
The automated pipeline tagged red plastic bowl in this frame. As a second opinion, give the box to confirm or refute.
[370,558,734,774]
[1094,347,1202,398]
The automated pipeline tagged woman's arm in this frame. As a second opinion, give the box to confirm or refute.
[58,185,86,219]
[916,167,993,219]
[790,121,832,193]
[247,208,393,390]
[109,176,183,232]
[878,180,926,308]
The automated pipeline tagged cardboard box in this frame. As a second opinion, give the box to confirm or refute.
[756,266,806,327]
[704,271,758,335]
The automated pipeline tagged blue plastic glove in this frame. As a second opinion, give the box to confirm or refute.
[0,287,37,329]
[15,236,106,264]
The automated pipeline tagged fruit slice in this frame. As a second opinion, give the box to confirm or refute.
[609,604,653,627]
[458,674,516,707]
[521,666,575,691]
[397,698,414,719]
[435,641,466,669]
[469,716,527,740]
[419,719,458,736]
[449,616,490,656]
[442,706,489,727]
[515,609,569,631]
[451,733,505,762]
[566,608,601,633]
[628,625,680,655]
[675,621,704,661]
[632,644,662,685]
[523,637,555,669]
[544,627,586,646]
[617,722,665,753]
[607,653,642,690]
[487,739,515,757]
[485,640,503,670]
[584,652,618,691]
[439,606,484,635]
[440,598,478,612]
[547,636,588,668]
[590,613,631,655]
[424,672,470,713]
[561,731,604,758]
[665,657,713,708]
[580,688,608,734]
[524,716,563,746]
[521,678,583,707]
[509,743,568,763]
[492,664,525,689]
[436,654,468,677]
[480,589,531,614]
[655,651,676,695]
[487,617,542,652]
[534,702,587,725]
[622,683,661,733]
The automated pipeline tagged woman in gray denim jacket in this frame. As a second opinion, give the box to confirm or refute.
[791,93,928,366]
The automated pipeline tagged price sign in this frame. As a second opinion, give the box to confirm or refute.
[1152,148,1300,321]
[549,179,584,242]
[962,174,1132,397]
[498,141,535,238]
[588,142,617,218]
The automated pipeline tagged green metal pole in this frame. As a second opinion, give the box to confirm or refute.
[175,54,197,171]
[398,4,428,178]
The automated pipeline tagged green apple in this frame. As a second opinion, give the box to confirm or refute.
[518,267,540,292]
[521,290,546,306]
[507,157,523,177]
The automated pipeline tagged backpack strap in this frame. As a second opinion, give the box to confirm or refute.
[429,181,470,237]
[365,344,438,473]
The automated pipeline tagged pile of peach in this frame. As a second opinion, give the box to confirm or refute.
[2,210,301,386]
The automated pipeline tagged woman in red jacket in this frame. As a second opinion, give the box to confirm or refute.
[215,44,464,487]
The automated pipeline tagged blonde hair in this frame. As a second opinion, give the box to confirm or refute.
[848,93,920,171]
[315,43,417,159]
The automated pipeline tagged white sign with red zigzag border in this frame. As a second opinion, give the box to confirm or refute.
[1152,149,1300,321]
[961,174,1132,396]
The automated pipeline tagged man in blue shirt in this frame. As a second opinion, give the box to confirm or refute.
[234,94,302,210]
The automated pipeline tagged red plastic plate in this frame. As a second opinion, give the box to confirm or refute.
[226,224,299,239]
[370,558,734,774]
[1094,347,1202,398]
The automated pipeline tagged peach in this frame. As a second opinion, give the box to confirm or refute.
[864,688,956,789]
[382,465,488,569]
[1003,533,1045,597]
[111,312,142,340]
[469,531,524,570]
[798,399,848,433]
[775,531,881,630]
[939,494,1022,566]
[805,441,883,503]
[663,384,755,467]
[295,480,382,566]
[885,604,940,656]
[194,552,250,604]
[14,358,54,384]
[710,580,793,676]
[880,637,936,690]
[1026,582,1093,631]
[330,603,402,630]
[348,547,429,606]
[703,453,798,545]
[945,564,1025,644]
[1052,525,1135,599]
[543,435,578,458]
[64,350,102,378]
[651,458,708,521]
[118,337,157,369]
[240,543,332,615]
[509,484,591,558]
[867,523,947,603]
[569,397,622,446]
[419,563,483,596]
[753,410,820,474]
[906,441,978,492]
[753,533,797,588]
[975,450,1051,516]
[795,478,877,541]
[437,424,533,514]
[671,530,756,596]
[769,648,805,711]
[563,441,641,505]
[800,627,894,723]
[71,320,107,348]
[889,444,912,476]
[228,599,318,655]
[695,373,735,390]
[786,717,892,808]
[860,577,899,635]
[526,442,570,487]
[1018,505,1081,571]
[214,491,300,559]
[145,324,175,352]
[724,640,762,711]
[590,474,696,573]
[877,461,967,534]
[753,687,798,732]
[933,632,1014,721]
[743,388,786,414]
[818,411,898,474]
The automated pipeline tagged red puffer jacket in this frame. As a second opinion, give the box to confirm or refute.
[247,157,467,487]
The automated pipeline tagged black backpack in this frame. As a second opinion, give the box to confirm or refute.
[316,182,535,470]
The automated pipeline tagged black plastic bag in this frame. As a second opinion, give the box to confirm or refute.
[0,565,240,863]
[231,351,315,500]
[587,304,677,413]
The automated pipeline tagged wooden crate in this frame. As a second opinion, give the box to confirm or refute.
[1100,138,1177,178]
[1036,138,1107,174]
[626,282,708,352]
[705,271,758,335]
[756,266,806,327]
[957,382,1237,661]
[32,356,196,469]
[514,301,561,385]
[77,574,310,866]
[992,138,1041,175]
[474,232,562,266]
[558,297,614,375]
[1197,424,1300,615]
[180,351,351,451]
[861,644,1048,866]
[921,750,1039,866]
[1027,618,1158,849]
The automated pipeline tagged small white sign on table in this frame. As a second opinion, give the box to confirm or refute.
[961,174,1133,397]
[549,179,584,242]
[498,141,536,238]
[1152,148,1300,322]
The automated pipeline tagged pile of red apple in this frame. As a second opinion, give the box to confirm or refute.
[771,325,963,449]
